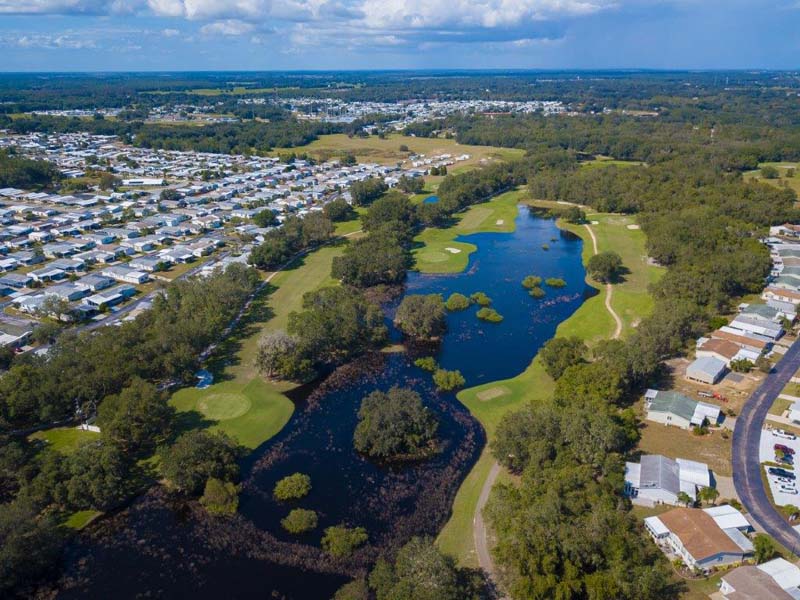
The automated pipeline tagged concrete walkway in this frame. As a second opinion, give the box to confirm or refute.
[583,223,623,339]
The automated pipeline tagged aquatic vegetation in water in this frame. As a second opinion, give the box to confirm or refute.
[521,275,542,289]
[476,307,504,322]
[545,277,567,288]
[470,291,492,306]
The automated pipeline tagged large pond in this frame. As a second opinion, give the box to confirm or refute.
[55,206,594,599]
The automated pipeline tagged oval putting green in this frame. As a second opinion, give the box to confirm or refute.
[418,250,450,263]
[197,393,252,420]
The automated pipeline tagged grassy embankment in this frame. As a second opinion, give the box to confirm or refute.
[435,198,664,567]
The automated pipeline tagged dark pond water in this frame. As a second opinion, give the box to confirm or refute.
[423,195,439,204]
[55,206,593,600]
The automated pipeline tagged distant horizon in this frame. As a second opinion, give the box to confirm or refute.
[0,68,796,75]
[1,1,798,71]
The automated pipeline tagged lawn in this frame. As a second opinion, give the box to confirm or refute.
[412,187,525,274]
[744,162,800,197]
[580,155,645,170]
[29,427,100,454]
[782,382,800,398]
[278,133,524,167]
[169,242,345,450]
[437,207,662,566]
[637,420,732,476]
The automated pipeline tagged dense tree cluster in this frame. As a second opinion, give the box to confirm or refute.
[353,387,438,460]
[350,178,389,206]
[256,286,387,382]
[394,294,446,340]
[0,149,61,189]
[249,213,334,270]
[488,399,667,598]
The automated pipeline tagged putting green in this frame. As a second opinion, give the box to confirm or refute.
[197,393,252,420]
[418,250,450,263]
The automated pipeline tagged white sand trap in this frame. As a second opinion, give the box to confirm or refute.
[626,224,641,230]
[496,219,504,225]
[445,247,462,254]
[591,220,600,225]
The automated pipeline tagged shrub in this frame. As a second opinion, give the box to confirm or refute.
[273,473,312,501]
[414,356,438,372]
[476,307,503,322]
[433,369,466,392]
[281,508,318,534]
[730,358,754,373]
[322,525,368,557]
[521,275,542,289]
[470,292,492,306]
[445,292,471,311]
[200,478,239,516]
[545,277,566,288]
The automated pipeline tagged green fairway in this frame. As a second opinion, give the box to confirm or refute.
[412,187,525,274]
[169,243,345,450]
[437,207,662,566]
[29,427,100,454]
[744,162,800,197]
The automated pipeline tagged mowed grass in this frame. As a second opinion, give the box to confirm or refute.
[278,133,524,167]
[413,188,525,274]
[169,243,345,450]
[580,155,645,170]
[29,427,100,454]
[744,162,800,197]
[437,206,662,566]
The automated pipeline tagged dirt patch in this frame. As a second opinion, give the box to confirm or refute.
[476,386,511,401]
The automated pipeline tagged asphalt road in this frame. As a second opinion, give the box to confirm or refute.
[733,339,800,553]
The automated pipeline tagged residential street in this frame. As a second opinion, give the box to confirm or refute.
[733,338,800,553]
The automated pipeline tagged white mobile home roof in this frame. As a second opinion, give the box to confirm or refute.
[676,458,711,487]
[703,505,750,531]
[758,557,800,591]
[644,516,669,537]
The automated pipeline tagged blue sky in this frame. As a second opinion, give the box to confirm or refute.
[0,0,798,71]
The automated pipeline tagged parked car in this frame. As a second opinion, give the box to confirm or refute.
[776,444,796,455]
[778,455,795,465]
[698,391,713,398]
[780,485,798,494]
[777,477,796,484]
[769,467,796,479]
[774,429,797,440]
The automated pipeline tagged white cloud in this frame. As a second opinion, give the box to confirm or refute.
[5,33,97,48]
[200,19,255,35]
[161,27,181,36]
[359,0,614,30]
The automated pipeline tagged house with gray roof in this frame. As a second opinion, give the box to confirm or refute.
[646,390,722,429]
[686,355,729,385]
[625,454,709,505]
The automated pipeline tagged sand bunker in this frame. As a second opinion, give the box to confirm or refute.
[445,247,462,254]
[626,224,641,230]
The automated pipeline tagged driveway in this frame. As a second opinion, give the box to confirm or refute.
[732,339,800,553]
